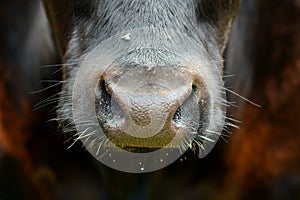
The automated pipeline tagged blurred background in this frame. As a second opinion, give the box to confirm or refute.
[0,0,299,199]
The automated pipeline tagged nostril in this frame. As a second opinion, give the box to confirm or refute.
[171,88,194,127]
[171,83,205,129]
[95,78,111,99]
[171,86,195,127]
[96,78,126,128]
[172,106,182,125]
[192,84,197,91]
[95,78,112,125]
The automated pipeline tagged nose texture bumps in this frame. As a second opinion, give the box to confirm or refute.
[108,81,192,138]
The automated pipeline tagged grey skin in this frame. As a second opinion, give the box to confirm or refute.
[42,0,240,157]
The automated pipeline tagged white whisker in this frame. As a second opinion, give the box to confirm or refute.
[30,82,63,94]
[224,88,261,107]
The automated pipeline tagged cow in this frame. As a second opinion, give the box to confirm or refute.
[41,0,240,168]
[0,0,299,199]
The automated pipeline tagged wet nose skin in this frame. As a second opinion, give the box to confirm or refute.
[97,66,201,150]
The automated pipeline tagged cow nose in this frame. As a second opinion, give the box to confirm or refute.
[95,66,202,150]
[109,82,191,137]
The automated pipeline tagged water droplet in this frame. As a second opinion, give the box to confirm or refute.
[141,167,144,171]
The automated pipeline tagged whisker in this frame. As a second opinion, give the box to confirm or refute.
[67,135,81,149]
[33,99,60,110]
[41,61,81,76]
[220,136,229,143]
[225,116,242,123]
[206,129,222,136]
[40,63,63,69]
[225,122,240,129]
[193,139,204,150]
[223,74,235,78]
[30,82,63,94]
[227,101,239,108]
[198,135,215,143]
[77,130,97,140]
[40,80,66,83]
[96,135,107,155]
[34,93,60,107]
[222,126,232,135]
[41,61,81,69]
[224,88,261,107]
[51,67,64,75]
